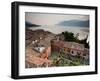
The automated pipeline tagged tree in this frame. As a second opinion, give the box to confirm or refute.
[62,31,89,48]
[79,35,89,48]
[62,31,76,41]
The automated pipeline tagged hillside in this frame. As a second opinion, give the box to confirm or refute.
[26,28,55,46]
[25,22,41,27]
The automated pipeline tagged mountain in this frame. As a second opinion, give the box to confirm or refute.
[25,22,40,27]
[57,20,89,27]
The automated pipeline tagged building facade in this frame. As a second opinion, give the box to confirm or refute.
[51,39,89,58]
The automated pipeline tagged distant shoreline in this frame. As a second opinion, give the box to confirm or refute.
[28,25,89,41]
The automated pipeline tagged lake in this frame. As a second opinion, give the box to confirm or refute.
[29,25,89,42]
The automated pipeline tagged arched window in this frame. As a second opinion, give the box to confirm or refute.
[71,50,73,54]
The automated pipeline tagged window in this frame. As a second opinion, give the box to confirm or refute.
[71,51,73,54]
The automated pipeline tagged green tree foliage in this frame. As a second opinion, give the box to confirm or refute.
[62,31,89,48]
[62,32,76,42]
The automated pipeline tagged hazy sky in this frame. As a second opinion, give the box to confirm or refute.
[25,12,89,25]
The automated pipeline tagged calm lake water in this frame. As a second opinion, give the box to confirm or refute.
[29,25,89,42]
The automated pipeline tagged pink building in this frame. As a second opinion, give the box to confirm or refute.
[51,39,89,58]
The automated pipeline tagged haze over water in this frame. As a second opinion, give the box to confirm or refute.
[29,25,89,42]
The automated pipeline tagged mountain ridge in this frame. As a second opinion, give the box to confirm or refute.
[25,22,41,27]
[57,20,89,27]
